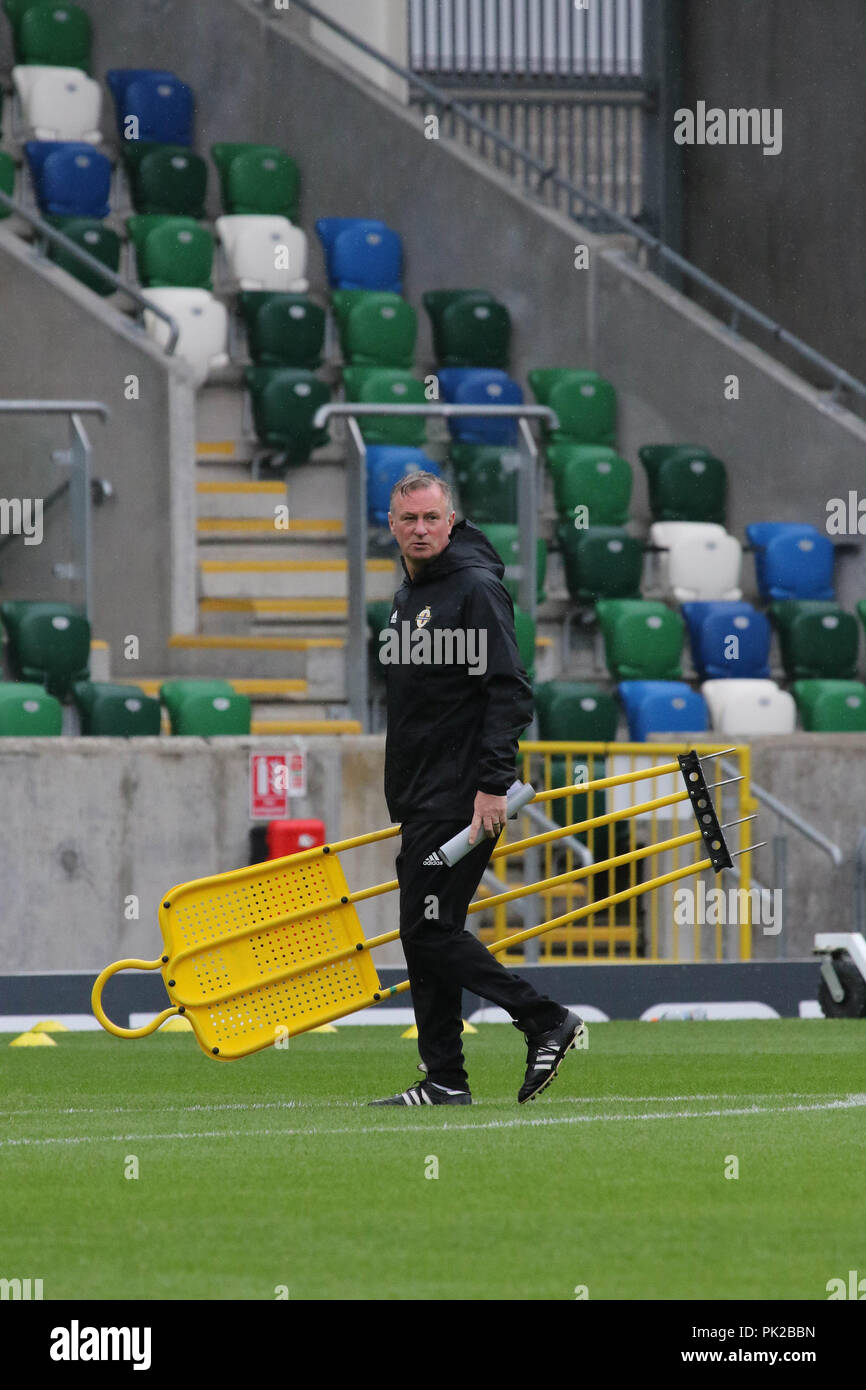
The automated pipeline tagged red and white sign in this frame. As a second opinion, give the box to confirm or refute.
[250,751,306,817]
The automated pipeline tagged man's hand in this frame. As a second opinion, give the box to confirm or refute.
[468,790,508,846]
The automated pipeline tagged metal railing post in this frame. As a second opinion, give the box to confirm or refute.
[345,416,370,732]
[67,413,93,619]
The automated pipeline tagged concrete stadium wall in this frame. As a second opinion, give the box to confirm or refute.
[0,230,197,663]
[678,0,866,388]
[0,735,862,975]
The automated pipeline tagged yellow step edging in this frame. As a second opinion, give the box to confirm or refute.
[251,720,362,735]
[168,635,344,651]
[199,598,349,615]
[200,559,394,572]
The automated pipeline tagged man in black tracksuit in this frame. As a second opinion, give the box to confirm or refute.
[370,472,584,1107]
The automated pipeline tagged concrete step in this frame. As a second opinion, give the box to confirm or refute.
[199,557,398,600]
[196,518,346,542]
[198,597,351,633]
[197,539,348,564]
[197,480,286,519]
[166,634,346,691]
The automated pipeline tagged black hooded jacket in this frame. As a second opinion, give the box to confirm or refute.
[381,519,534,823]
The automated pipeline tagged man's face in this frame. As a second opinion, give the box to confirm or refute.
[388,485,455,574]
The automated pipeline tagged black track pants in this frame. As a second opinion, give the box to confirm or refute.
[396,819,567,1091]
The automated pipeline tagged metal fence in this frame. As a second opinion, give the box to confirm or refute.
[477,742,756,963]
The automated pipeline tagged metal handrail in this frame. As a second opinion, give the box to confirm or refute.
[313,402,558,428]
[0,190,180,354]
[285,0,866,408]
[0,399,109,418]
[721,758,843,867]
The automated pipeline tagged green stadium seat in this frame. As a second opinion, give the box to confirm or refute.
[0,600,89,698]
[244,367,331,466]
[770,601,860,680]
[331,290,417,368]
[0,681,62,734]
[72,681,162,735]
[856,599,866,638]
[239,292,325,369]
[451,443,519,523]
[19,2,91,69]
[46,217,120,296]
[160,679,251,736]
[422,289,511,368]
[546,443,632,526]
[596,599,684,680]
[534,681,619,742]
[127,214,214,290]
[0,150,14,220]
[791,679,866,732]
[547,753,607,841]
[126,144,208,218]
[476,522,547,605]
[342,367,427,447]
[639,444,727,524]
[366,601,393,642]
[211,142,301,221]
[557,524,644,604]
[528,369,617,447]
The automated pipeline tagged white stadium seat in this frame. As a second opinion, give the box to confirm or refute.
[650,521,742,602]
[215,214,308,291]
[13,66,102,143]
[701,679,797,735]
[142,288,230,387]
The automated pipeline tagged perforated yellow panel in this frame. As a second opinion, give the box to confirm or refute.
[157,852,380,1059]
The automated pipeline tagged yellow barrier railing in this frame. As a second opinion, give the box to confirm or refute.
[476,741,755,964]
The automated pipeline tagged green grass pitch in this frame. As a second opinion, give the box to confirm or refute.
[1,1020,864,1301]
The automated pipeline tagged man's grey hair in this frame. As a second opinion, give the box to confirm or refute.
[389,470,454,516]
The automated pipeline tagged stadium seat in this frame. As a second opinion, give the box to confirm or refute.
[244,367,331,466]
[3,0,40,51]
[0,600,89,698]
[769,601,859,680]
[746,522,835,600]
[46,216,120,295]
[639,445,727,525]
[547,754,607,839]
[160,680,251,736]
[127,214,214,290]
[331,290,417,368]
[528,369,617,447]
[0,681,62,735]
[557,524,644,604]
[450,443,519,523]
[791,679,866,732]
[26,140,111,218]
[534,681,619,742]
[366,446,441,526]
[113,71,194,146]
[649,521,742,602]
[216,214,308,292]
[315,217,403,293]
[13,65,101,141]
[341,367,427,447]
[422,289,511,368]
[701,679,797,735]
[617,680,709,742]
[142,288,230,387]
[476,522,547,605]
[546,443,632,527]
[436,367,523,446]
[72,681,162,735]
[512,604,536,682]
[239,292,325,369]
[595,599,684,680]
[0,150,15,218]
[681,601,771,680]
[366,600,392,641]
[124,143,207,217]
[211,142,301,221]
[19,3,91,69]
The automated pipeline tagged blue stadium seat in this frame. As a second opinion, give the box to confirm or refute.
[617,680,709,742]
[681,601,772,679]
[366,446,441,526]
[315,217,403,293]
[25,140,111,218]
[746,522,834,601]
[110,71,194,146]
[436,367,523,446]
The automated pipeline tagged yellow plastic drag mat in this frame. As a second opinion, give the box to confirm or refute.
[92,748,760,1060]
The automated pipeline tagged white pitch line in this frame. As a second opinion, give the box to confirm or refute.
[0,1091,845,1120]
[2,1095,865,1149]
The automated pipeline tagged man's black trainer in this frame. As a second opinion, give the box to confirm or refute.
[368,1080,472,1107]
[515,1009,585,1104]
